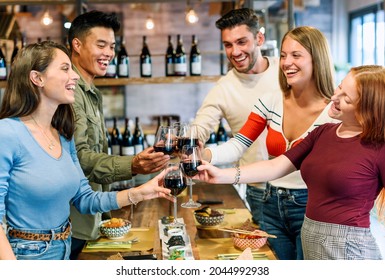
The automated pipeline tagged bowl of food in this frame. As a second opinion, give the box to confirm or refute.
[232,230,268,250]
[194,206,224,227]
[99,218,131,239]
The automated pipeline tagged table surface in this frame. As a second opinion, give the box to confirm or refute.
[77,182,277,260]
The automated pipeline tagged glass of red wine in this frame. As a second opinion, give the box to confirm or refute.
[153,126,177,156]
[180,145,202,208]
[163,162,188,226]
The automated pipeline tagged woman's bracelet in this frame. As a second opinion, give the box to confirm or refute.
[233,166,241,185]
[127,188,139,206]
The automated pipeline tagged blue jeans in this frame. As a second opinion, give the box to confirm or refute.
[246,185,265,226]
[8,221,72,260]
[258,183,307,260]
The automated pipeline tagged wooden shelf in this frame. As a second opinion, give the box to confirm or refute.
[0,80,6,88]
[0,76,221,89]
[94,75,221,86]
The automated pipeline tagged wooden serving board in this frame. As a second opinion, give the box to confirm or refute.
[82,227,155,252]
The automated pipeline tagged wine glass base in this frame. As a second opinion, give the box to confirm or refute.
[181,201,201,209]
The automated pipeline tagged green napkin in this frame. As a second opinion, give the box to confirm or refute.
[86,241,132,249]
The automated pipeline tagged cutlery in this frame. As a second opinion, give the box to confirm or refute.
[218,227,277,238]
[87,237,139,247]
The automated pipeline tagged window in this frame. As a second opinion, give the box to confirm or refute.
[349,3,384,66]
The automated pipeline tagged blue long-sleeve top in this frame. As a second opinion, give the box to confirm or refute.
[0,118,119,230]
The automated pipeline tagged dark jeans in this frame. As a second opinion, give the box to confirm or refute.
[70,237,86,260]
[246,185,265,225]
[246,183,307,260]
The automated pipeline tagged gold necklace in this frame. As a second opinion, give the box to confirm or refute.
[31,115,56,150]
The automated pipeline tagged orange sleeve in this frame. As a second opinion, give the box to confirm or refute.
[238,112,267,141]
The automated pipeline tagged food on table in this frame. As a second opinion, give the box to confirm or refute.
[168,249,185,260]
[161,215,175,224]
[102,218,126,228]
[194,206,222,217]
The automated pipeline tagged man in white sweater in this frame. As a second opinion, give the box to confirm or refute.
[192,8,280,225]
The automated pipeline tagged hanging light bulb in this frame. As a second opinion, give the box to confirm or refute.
[185,8,199,24]
[41,9,53,26]
[145,16,155,30]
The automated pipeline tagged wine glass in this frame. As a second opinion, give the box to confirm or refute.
[153,126,177,156]
[163,162,188,226]
[180,145,202,208]
[176,123,199,152]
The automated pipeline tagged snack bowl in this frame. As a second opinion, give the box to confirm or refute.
[232,231,268,250]
[99,218,131,239]
[194,211,224,227]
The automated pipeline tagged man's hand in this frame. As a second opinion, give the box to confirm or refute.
[132,146,170,174]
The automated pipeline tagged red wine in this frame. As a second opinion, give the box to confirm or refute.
[154,144,176,155]
[177,137,198,150]
[182,160,202,177]
[164,176,187,196]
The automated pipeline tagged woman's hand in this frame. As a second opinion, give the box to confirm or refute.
[192,160,228,184]
[117,169,175,207]
[135,169,175,202]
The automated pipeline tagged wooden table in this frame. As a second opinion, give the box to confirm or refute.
[77,182,277,260]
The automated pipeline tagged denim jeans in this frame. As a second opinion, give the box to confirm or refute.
[259,183,307,260]
[246,186,266,226]
[8,221,72,260]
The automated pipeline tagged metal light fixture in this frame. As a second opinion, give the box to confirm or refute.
[185,0,199,24]
[185,8,199,24]
[145,16,155,30]
[41,9,53,26]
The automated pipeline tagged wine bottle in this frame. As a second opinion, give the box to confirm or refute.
[106,127,112,155]
[155,116,162,135]
[105,56,117,78]
[165,35,175,76]
[110,117,122,155]
[11,36,19,64]
[174,34,187,76]
[121,118,135,156]
[189,35,202,76]
[140,36,152,78]
[117,37,130,78]
[205,131,217,148]
[133,117,144,154]
[0,46,7,81]
[216,119,228,145]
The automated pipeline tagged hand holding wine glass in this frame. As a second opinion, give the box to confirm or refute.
[153,126,177,156]
[163,162,188,226]
[180,145,202,208]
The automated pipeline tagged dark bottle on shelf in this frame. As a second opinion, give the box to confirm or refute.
[174,34,187,76]
[121,118,135,156]
[133,117,145,154]
[0,45,7,80]
[105,56,117,78]
[155,116,162,135]
[165,35,175,76]
[216,119,228,145]
[106,127,112,155]
[110,117,122,155]
[140,36,152,78]
[189,35,202,76]
[205,130,217,148]
[11,36,19,64]
[117,37,130,78]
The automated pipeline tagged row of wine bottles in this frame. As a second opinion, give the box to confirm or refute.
[104,34,202,79]
[205,119,229,148]
[0,36,25,81]
[107,116,145,156]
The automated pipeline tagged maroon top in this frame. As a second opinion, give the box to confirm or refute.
[285,123,385,227]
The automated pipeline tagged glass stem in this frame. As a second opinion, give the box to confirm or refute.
[189,178,193,201]
[173,196,178,222]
